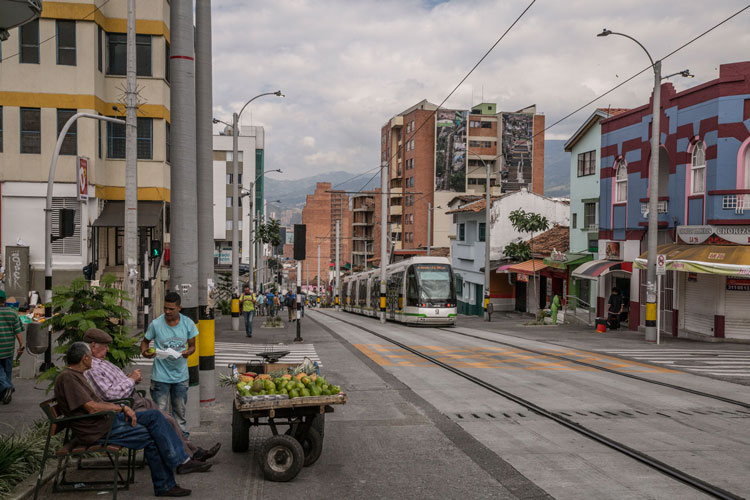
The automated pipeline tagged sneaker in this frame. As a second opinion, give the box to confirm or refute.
[157,485,192,497]
[193,443,221,461]
[1,388,12,404]
[176,459,212,474]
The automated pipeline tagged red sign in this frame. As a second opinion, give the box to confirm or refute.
[77,156,89,201]
[726,277,750,291]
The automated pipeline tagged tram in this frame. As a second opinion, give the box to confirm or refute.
[342,256,457,326]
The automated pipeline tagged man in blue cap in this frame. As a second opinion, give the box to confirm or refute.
[0,289,24,404]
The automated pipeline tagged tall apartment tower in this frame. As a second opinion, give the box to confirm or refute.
[0,2,171,308]
[380,100,545,252]
[351,189,382,271]
[300,182,352,284]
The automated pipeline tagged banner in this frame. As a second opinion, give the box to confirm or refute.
[677,225,750,245]
[77,156,89,201]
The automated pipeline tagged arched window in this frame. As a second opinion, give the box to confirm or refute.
[615,160,628,202]
[691,141,706,195]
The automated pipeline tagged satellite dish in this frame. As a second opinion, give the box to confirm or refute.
[0,0,42,41]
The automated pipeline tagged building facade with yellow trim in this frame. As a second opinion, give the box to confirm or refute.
[0,0,171,305]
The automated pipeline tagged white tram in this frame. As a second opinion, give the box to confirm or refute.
[342,256,457,326]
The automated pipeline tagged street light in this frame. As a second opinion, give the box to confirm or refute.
[216,90,283,331]
[597,29,692,342]
[466,149,492,321]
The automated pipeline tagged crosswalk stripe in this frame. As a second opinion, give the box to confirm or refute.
[599,349,750,378]
[133,342,322,368]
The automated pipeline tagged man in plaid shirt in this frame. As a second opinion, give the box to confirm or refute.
[83,328,220,462]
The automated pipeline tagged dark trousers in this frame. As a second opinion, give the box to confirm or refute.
[103,410,188,495]
[607,312,620,330]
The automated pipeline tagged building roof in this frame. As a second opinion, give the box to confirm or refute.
[527,225,570,256]
[445,189,568,215]
[564,108,629,152]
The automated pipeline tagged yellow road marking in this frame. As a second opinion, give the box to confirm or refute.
[352,344,679,373]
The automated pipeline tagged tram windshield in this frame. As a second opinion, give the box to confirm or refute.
[413,264,455,302]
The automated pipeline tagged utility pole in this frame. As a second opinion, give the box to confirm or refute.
[317,245,320,306]
[230,112,240,331]
[170,0,200,429]
[195,0,215,407]
[380,162,387,323]
[335,219,340,309]
[484,157,491,321]
[427,202,431,256]
[123,0,138,327]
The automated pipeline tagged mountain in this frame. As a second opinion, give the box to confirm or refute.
[264,170,380,211]
[544,140,570,198]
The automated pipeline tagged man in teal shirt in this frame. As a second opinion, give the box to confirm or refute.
[0,290,24,404]
[141,292,198,438]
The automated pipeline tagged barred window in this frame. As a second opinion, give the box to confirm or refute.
[577,150,595,176]
[19,20,39,64]
[20,108,41,154]
[56,20,76,66]
[107,118,153,159]
[165,122,171,163]
[57,109,77,155]
[107,33,152,76]
[51,197,81,256]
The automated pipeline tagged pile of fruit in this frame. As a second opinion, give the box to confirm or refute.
[235,372,341,398]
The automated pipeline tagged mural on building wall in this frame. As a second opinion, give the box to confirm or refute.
[435,109,467,192]
[501,113,533,192]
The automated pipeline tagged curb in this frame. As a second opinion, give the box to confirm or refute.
[4,468,56,500]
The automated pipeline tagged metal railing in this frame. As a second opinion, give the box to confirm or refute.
[563,294,594,325]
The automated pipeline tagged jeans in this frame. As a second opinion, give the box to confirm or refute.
[103,410,188,495]
[0,356,13,393]
[243,310,254,336]
[150,380,189,438]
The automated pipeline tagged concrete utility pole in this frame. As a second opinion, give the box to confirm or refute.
[317,245,320,305]
[170,0,200,429]
[335,219,340,309]
[467,150,492,321]
[123,0,138,327]
[195,0,215,407]
[380,162,387,323]
[427,202,431,256]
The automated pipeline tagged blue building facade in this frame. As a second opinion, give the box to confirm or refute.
[598,62,750,339]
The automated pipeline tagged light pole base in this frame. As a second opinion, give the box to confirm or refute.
[232,317,239,331]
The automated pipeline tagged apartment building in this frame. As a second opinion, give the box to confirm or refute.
[0,1,171,300]
[351,189,382,271]
[380,100,545,254]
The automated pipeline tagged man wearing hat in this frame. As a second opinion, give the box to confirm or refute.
[83,328,220,462]
[0,289,24,404]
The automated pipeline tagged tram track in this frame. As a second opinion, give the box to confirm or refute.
[434,326,750,409]
[311,310,746,500]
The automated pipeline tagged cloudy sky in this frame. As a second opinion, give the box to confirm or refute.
[210,0,750,181]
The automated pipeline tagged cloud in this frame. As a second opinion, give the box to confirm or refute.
[211,0,750,179]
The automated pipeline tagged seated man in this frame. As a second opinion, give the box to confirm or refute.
[54,342,211,497]
[82,328,220,462]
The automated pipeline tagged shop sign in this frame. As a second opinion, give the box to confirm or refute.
[677,225,750,245]
[605,241,621,260]
[726,277,750,291]
[687,272,698,282]
[516,273,529,282]
[77,156,89,201]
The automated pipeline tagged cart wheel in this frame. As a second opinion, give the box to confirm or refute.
[296,427,323,467]
[259,435,304,482]
[311,413,325,439]
[231,405,250,452]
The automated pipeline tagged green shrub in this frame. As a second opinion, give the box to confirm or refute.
[0,420,62,498]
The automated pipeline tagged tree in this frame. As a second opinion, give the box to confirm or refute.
[38,275,140,388]
[256,218,282,248]
[503,209,550,311]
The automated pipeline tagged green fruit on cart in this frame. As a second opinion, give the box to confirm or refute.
[329,385,341,394]
[320,384,329,393]
[301,388,311,397]
[315,377,326,386]
[310,385,321,396]
[289,389,299,398]
[280,388,288,395]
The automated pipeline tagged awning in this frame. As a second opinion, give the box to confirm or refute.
[495,263,514,273]
[507,259,547,276]
[543,252,593,270]
[572,259,633,280]
[635,243,750,275]
[92,201,163,227]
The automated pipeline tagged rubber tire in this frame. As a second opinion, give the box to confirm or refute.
[259,434,304,482]
[296,426,323,467]
[231,405,250,452]
[311,413,325,439]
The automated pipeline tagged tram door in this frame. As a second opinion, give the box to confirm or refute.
[387,273,402,320]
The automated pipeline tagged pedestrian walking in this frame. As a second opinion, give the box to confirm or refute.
[286,291,296,322]
[256,292,266,317]
[278,292,284,312]
[140,292,198,438]
[607,288,623,330]
[0,290,24,404]
[265,290,276,317]
[239,285,256,337]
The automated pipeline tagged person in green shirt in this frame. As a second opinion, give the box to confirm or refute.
[0,290,24,404]
[239,285,256,338]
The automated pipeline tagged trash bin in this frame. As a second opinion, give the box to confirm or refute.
[595,318,607,333]
[26,322,48,354]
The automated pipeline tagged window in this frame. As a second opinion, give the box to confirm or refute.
[723,195,737,210]
[107,33,152,76]
[51,198,81,255]
[56,20,76,65]
[615,160,627,202]
[19,20,39,64]
[165,41,170,82]
[226,220,232,231]
[577,150,596,176]
[97,118,102,158]
[640,201,668,215]
[226,174,232,184]
[572,213,577,229]
[238,173,243,184]
[165,122,170,163]
[478,223,486,242]
[0,106,3,153]
[458,223,465,241]
[691,141,706,195]
[57,109,77,155]
[583,202,596,229]
[410,139,414,150]
[406,141,410,152]
[470,120,480,128]
[97,26,103,71]
[226,197,232,207]
[481,121,493,129]
[20,108,41,154]
[106,118,153,159]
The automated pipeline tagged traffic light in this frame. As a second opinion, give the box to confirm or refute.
[150,240,162,260]
[293,224,306,261]
[58,208,76,239]
[82,262,96,280]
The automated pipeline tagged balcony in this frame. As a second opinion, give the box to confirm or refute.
[390,205,402,215]
[390,187,402,196]
[390,116,403,129]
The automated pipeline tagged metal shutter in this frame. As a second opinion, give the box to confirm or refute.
[51,197,81,256]
[684,274,717,336]
[725,288,750,339]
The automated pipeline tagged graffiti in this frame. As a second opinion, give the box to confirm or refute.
[9,251,22,290]
[434,109,467,192]
[501,113,533,192]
